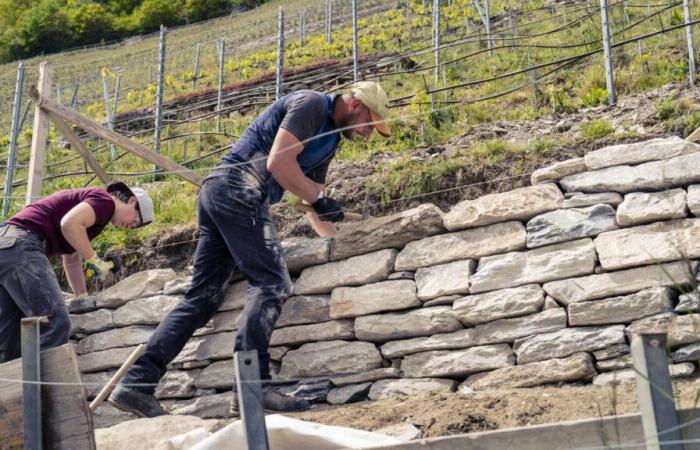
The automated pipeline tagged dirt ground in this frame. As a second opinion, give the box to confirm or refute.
[288,378,700,438]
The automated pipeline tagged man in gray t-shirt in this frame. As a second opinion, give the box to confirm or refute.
[111,82,391,417]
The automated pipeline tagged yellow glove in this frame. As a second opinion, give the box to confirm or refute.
[85,255,113,281]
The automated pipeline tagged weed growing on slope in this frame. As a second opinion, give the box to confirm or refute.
[580,119,615,141]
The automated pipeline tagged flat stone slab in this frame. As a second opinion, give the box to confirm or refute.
[193,309,242,337]
[593,363,695,385]
[514,325,626,364]
[326,382,372,405]
[163,277,191,295]
[330,280,420,319]
[269,319,354,346]
[330,368,401,387]
[668,314,700,348]
[543,261,698,305]
[95,269,177,309]
[331,204,444,261]
[78,345,141,373]
[672,342,700,363]
[368,378,457,400]
[173,332,236,364]
[70,309,114,335]
[220,280,248,311]
[354,306,462,342]
[380,329,477,359]
[277,295,331,327]
[469,239,597,293]
[689,185,700,216]
[676,291,700,313]
[595,219,700,270]
[163,392,230,418]
[616,189,687,227]
[453,284,544,326]
[415,259,476,300]
[584,136,700,170]
[76,325,154,354]
[526,204,618,248]
[155,370,199,399]
[282,237,331,275]
[66,295,98,314]
[472,308,568,345]
[563,192,623,209]
[596,354,633,372]
[567,287,674,326]
[294,249,397,295]
[593,344,630,361]
[624,312,677,338]
[443,184,564,231]
[279,340,383,379]
[194,359,234,390]
[394,222,526,272]
[113,295,182,327]
[401,344,514,378]
[464,352,596,390]
[531,157,586,184]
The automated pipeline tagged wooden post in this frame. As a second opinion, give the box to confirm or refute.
[26,61,52,206]
[234,350,270,450]
[217,38,225,131]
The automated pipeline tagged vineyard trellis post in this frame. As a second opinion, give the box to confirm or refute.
[70,83,79,111]
[217,38,225,131]
[434,0,441,108]
[473,0,493,56]
[276,7,285,100]
[153,24,167,178]
[56,82,61,106]
[102,71,117,160]
[683,0,697,85]
[352,0,359,81]
[600,0,616,105]
[326,0,333,44]
[26,61,52,206]
[192,43,201,90]
[2,63,25,218]
[113,74,121,120]
[300,9,306,47]
[527,47,540,106]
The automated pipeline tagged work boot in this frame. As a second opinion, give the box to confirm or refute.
[229,389,310,418]
[108,384,169,418]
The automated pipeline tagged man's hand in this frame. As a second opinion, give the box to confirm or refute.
[312,196,345,222]
[85,255,113,281]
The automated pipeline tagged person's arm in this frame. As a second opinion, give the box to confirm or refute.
[305,210,338,237]
[62,252,87,296]
[267,128,322,204]
[60,202,99,260]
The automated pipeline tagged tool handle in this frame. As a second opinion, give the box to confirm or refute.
[295,203,363,221]
[90,344,146,412]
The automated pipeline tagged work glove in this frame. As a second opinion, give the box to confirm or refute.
[85,255,113,281]
[312,196,345,223]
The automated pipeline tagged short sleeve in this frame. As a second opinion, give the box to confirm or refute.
[279,92,328,144]
[83,190,115,226]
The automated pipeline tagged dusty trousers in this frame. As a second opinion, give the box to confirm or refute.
[122,168,291,394]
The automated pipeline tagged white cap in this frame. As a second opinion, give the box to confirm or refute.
[132,187,154,227]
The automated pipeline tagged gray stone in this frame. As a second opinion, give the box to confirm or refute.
[531,158,587,184]
[676,291,700,313]
[78,345,141,373]
[544,296,561,309]
[616,189,688,227]
[113,295,182,327]
[282,237,331,275]
[277,378,332,403]
[584,136,700,170]
[76,325,154,355]
[277,295,331,327]
[94,414,221,448]
[625,312,677,338]
[515,325,626,364]
[567,287,674,326]
[330,368,401,387]
[194,359,234,390]
[401,344,514,378]
[70,309,114,335]
[327,382,373,405]
[95,269,177,309]
[473,308,568,345]
[415,259,476,300]
[269,346,289,361]
[470,239,597,293]
[91,403,139,433]
[294,249,397,295]
[163,392,230,418]
[279,340,382,379]
[596,354,633,371]
[163,276,191,295]
[220,280,248,311]
[368,378,457,400]
[331,204,445,261]
[173,332,236,364]
[453,284,545,326]
[595,219,700,270]
[543,261,698,305]
[155,370,200,399]
[82,371,114,399]
[593,363,695,385]
[423,295,462,307]
[593,344,630,361]
[394,222,527,272]
[380,329,477,359]
[672,342,700,363]
[330,280,420,319]
[443,184,564,231]
[355,306,462,342]
[563,192,623,209]
[375,423,423,441]
[66,295,98,313]
[388,271,415,281]
[689,185,700,216]
[464,353,596,390]
[270,319,354,346]
[526,204,618,248]
[193,309,242,337]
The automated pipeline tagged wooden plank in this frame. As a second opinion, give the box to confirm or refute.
[26,61,52,206]
[47,111,112,185]
[0,344,96,450]
[28,87,203,187]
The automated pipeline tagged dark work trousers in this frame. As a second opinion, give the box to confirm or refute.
[123,168,291,394]
[0,223,71,363]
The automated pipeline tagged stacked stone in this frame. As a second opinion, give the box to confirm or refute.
[68,136,700,428]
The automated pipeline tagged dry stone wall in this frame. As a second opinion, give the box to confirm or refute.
[67,136,700,428]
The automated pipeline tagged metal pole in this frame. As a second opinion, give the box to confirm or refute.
[70,83,79,111]
[113,74,121,119]
[234,350,270,450]
[154,25,167,178]
[352,0,359,81]
[485,0,493,56]
[326,0,333,44]
[276,7,285,100]
[2,63,24,218]
[300,9,306,46]
[600,0,616,105]
[434,0,440,85]
[683,0,697,86]
[193,43,201,90]
[528,47,539,104]
[102,72,116,160]
[21,317,47,450]
[217,38,225,131]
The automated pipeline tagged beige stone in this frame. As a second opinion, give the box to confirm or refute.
[596,354,633,372]
[330,368,401,387]
[155,370,199,399]
[473,308,568,345]
[368,378,457,400]
[220,280,248,311]
[70,309,114,335]
[94,415,222,450]
[269,319,354,346]
[415,259,476,300]
[279,340,382,379]
[531,158,587,184]
[584,136,700,170]
[616,189,688,227]
[593,363,695,385]
[277,295,331,327]
[689,185,700,216]
[452,284,544,326]
[193,309,242,337]
[79,345,141,373]
[173,332,236,364]
[563,192,623,209]
[567,287,674,326]
[401,344,514,378]
[515,325,626,364]
[330,280,420,319]
[354,306,462,342]
[113,295,182,327]
[95,269,178,309]
[282,237,331,274]
[76,325,154,354]
[380,329,477,359]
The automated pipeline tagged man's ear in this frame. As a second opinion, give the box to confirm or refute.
[127,196,138,206]
[349,98,364,111]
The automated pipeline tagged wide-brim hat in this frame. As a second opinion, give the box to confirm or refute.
[350,81,391,137]
[106,180,154,227]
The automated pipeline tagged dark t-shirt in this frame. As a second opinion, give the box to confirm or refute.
[6,188,115,256]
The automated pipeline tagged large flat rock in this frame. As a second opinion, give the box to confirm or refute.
[594,219,700,270]
[543,261,698,305]
[294,249,397,295]
[443,184,563,231]
[415,259,476,300]
[354,306,462,342]
[514,325,626,364]
[472,308,568,345]
[70,309,114,335]
[563,192,623,209]
[193,309,242,337]
[380,329,477,359]
[78,345,141,373]
[464,352,596,390]
[279,340,382,379]
[593,363,695,385]
[76,325,154,354]
[368,378,457,400]
[525,204,618,248]
[452,284,544,326]
[394,222,526,271]
[331,204,444,261]
[155,369,199,399]
[173,332,236,364]
[616,189,687,227]
[277,295,331,327]
[220,280,248,311]
[567,287,674,326]
[282,237,331,275]
[584,136,700,170]
[269,319,354,346]
[194,359,235,390]
[113,295,182,327]
[401,344,514,378]
[470,239,597,293]
[531,157,587,184]
[689,185,700,216]
[330,280,420,319]
[95,269,178,309]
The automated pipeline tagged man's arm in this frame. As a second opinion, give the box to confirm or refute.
[62,252,87,296]
[60,202,99,259]
[267,128,322,204]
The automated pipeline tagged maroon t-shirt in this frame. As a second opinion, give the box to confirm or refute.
[6,188,115,256]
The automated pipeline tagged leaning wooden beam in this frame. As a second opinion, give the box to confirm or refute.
[48,111,112,185]
[26,62,53,205]
[29,86,204,187]
[90,343,145,412]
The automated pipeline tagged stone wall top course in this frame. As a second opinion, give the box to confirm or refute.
[584,136,700,170]
[95,269,177,309]
[531,157,587,185]
[330,280,419,319]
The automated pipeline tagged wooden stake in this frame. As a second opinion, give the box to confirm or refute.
[26,62,53,205]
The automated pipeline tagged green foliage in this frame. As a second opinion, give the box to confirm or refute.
[580,87,608,108]
[183,0,231,22]
[580,119,615,141]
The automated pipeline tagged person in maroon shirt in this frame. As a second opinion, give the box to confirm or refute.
[0,180,154,363]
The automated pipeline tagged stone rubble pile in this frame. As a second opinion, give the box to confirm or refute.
[67,136,700,427]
